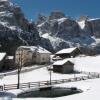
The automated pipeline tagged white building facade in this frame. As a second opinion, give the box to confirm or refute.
[15,46,51,66]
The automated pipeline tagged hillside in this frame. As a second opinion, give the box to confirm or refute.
[1,0,100,55]
[0,0,41,55]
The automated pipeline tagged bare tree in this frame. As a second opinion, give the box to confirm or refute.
[17,48,24,89]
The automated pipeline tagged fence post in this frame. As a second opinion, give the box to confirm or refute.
[4,84,5,91]
[46,81,49,85]
[2,85,3,91]
[97,74,99,78]
[62,79,65,83]
[99,74,100,78]
[28,82,30,88]
[38,82,40,88]
[98,74,100,78]
[0,85,3,91]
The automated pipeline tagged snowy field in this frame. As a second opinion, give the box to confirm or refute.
[1,55,100,99]
[0,66,86,85]
[75,55,100,72]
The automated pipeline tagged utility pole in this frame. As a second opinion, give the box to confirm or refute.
[49,65,52,85]
[74,71,76,78]
[50,66,51,85]
[17,48,23,89]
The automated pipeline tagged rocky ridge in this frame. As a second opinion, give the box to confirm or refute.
[37,12,100,55]
[0,0,100,55]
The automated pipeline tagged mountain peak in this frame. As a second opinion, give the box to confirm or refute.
[37,12,100,55]
[49,11,65,20]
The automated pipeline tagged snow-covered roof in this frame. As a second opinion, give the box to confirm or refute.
[18,46,51,54]
[53,58,74,66]
[0,52,6,61]
[56,47,78,55]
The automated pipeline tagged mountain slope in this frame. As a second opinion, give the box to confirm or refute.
[1,0,100,55]
[0,0,41,55]
[37,12,100,55]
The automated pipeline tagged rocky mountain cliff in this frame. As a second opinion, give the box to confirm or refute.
[36,12,100,55]
[1,0,100,55]
[0,0,42,55]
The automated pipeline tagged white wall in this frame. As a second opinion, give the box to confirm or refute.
[36,53,50,64]
[15,48,51,66]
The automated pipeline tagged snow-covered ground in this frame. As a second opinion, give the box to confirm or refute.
[0,66,86,85]
[1,55,100,99]
[75,55,100,72]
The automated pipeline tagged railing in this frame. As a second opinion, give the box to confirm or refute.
[0,71,100,91]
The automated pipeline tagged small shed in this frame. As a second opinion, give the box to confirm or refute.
[53,59,74,74]
[56,47,81,59]
[4,56,15,70]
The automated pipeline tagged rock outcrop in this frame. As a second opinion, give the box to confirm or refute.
[37,11,100,55]
[0,0,41,55]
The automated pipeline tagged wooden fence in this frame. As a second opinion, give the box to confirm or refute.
[0,72,100,91]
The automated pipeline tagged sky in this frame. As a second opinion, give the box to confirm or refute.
[11,0,100,21]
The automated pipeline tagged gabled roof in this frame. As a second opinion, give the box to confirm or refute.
[18,46,51,54]
[0,52,6,61]
[56,47,78,55]
[53,58,74,66]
